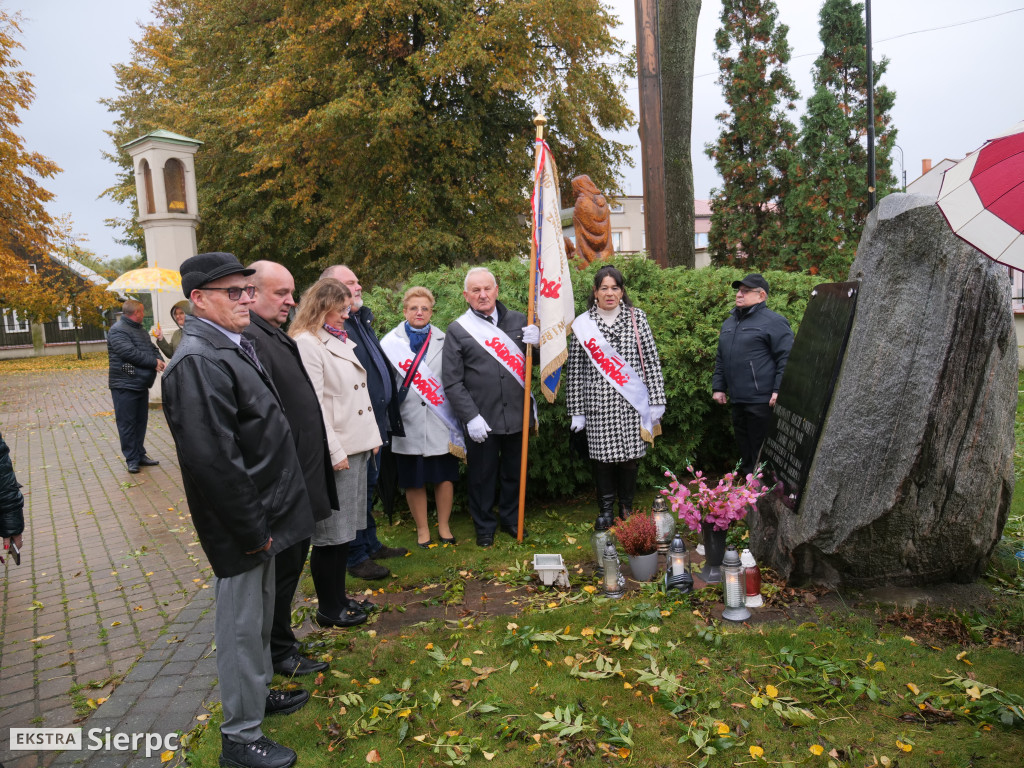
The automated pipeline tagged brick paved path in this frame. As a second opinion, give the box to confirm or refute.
[0,369,212,767]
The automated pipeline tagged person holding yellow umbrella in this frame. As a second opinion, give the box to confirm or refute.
[155,300,190,358]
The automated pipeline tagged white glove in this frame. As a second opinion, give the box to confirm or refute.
[570,415,586,433]
[467,414,491,443]
[521,324,540,345]
[650,404,665,424]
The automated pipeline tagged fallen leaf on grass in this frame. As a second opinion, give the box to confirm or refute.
[906,683,920,695]
[750,745,764,758]
[366,749,381,763]
[809,744,824,756]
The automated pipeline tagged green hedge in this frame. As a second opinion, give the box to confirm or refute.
[363,257,819,500]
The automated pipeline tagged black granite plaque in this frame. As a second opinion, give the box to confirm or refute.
[760,281,859,510]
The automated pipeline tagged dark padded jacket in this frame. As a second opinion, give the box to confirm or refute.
[712,301,794,404]
[161,317,313,578]
[107,316,162,390]
[0,430,24,539]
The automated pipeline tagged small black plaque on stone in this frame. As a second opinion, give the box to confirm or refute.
[761,281,859,511]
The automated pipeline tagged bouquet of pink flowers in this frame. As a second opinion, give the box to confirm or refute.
[661,465,768,532]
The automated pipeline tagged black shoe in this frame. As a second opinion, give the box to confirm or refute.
[265,688,310,716]
[417,539,433,549]
[220,735,296,768]
[348,559,390,580]
[370,545,409,560]
[138,455,160,466]
[501,525,527,539]
[314,607,367,629]
[439,535,457,545]
[127,463,140,474]
[273,653,328,676]
[476,534,494,548]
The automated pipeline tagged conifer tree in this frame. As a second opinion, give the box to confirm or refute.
[705,0,798,270]
[783,0,896,278]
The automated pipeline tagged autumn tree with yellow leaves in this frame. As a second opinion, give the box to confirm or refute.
[102,0,635,284]
[1,11,116,357]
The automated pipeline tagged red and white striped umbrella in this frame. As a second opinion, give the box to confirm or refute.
[936,120,1024,268]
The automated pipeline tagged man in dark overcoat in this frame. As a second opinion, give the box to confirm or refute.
[320,264,406,580]
[163,252,312,768]
[246,260,337,677]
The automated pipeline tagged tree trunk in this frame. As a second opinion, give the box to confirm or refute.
[659,0,700,268]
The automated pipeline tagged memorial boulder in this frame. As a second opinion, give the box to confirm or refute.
[750,194,1017,588]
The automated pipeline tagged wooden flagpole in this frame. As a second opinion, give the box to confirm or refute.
[516,114,546,542]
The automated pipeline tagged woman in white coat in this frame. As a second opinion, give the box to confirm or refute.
[381,287,461,548]
[291,278,382,628]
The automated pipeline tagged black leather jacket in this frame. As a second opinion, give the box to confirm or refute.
[0,431,24,539]
[161,317,313,577]
[107,316,162,390]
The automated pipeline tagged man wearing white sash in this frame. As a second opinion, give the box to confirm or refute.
[442,268,539,547]
[566,265,666,520]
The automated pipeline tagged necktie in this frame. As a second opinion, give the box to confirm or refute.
[239,337,263,371]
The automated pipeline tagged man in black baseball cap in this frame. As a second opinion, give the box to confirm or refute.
[712,273,794,477]
[163,252,311,768]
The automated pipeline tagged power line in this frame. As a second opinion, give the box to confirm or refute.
[692,6,1024,78]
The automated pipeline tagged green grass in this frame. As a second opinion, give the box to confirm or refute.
[177,372,1024,766]
[180,490,1024,767]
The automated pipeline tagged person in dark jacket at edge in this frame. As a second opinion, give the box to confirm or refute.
[320,265,407,581]
[107,298,165,474]
[162,253,312,768]
[1,430,25,566]
[712,273,794,477]
[245,260,337,677]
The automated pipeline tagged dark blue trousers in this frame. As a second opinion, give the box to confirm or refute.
[110,388,150,465]
[346,450,382,566]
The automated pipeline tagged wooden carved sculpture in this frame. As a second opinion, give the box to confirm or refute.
[571,175,613,268]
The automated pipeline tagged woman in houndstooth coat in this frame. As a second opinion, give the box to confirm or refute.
[566,265,666,519]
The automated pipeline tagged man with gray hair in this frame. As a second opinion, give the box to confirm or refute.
[107,298,165,473]
[442,267,539,547]
[320,265,406,580]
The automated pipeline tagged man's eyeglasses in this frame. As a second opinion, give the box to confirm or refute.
[202,285,256,301]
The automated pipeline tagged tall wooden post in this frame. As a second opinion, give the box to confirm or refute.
[635,0,669,268]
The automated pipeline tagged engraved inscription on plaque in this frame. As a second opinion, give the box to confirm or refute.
[761,281,859,510]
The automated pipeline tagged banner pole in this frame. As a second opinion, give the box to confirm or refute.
[517,113,546,542]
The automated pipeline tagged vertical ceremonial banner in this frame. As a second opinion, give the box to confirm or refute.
[531,140,576,403]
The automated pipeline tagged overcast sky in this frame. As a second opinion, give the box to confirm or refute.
[7,0,1024,262]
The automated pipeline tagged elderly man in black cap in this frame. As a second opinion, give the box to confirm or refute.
[712,273,794,478]
[162,252,312,768]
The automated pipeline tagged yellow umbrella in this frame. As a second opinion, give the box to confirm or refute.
[106,267,182,294]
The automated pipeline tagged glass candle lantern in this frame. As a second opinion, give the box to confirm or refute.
[591,513,611,576]
[665,534,693,593]
[741,548,763,608]
[602,540,624,599]
[651,497,676,554]
[721,545,751,622]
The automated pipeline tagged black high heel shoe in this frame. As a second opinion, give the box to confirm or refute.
[439,535,457,545]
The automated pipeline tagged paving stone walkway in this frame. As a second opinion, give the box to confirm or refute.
[0,369,215,767]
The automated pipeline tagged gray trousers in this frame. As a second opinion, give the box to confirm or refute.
[215,558,275,743]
